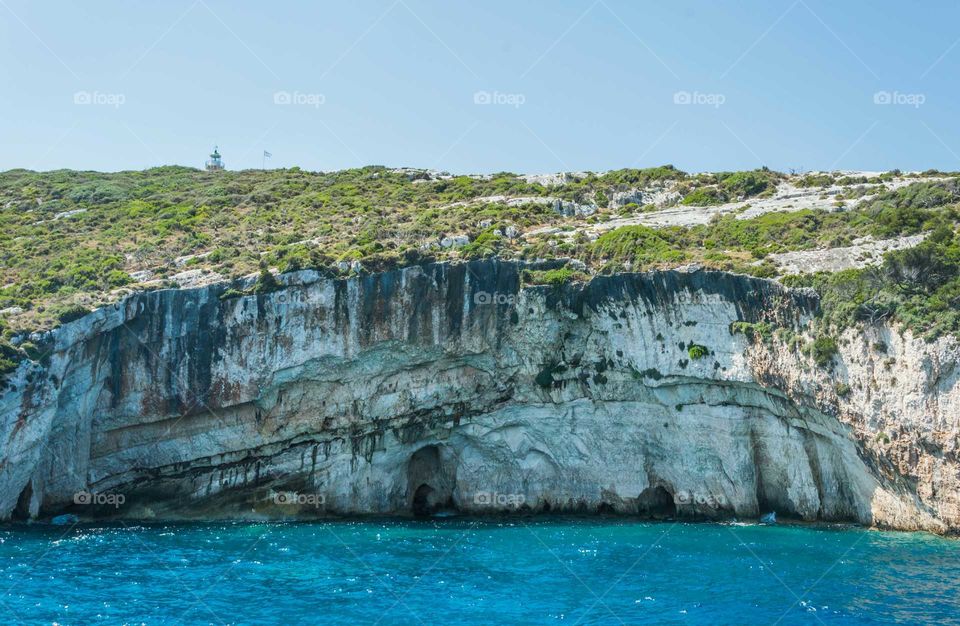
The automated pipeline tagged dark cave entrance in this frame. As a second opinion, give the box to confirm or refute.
[412,484,436,517]
[406,445,457,518]
[636,486,677,518]
[12,481,33,521]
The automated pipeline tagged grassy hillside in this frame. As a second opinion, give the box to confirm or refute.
[0,164,681,331]
[1,165,959,368]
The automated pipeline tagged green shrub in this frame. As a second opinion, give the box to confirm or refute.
[252,269,281,295]
[811,336,838,367]
[795,173,836,188]
[523,267,587,286]
[634,367,663,380]
[0,340,23,376]
[590,225,686,267]
[56,304,92,324]
[219,288,246,300]
[594,189,609,208]
[730,321,773,342]
[718,169,778,198]
[681,187,726,206]
[67,182,129,204]
[107,269,132,287]
[459,230,503,258]
[595,166,686,187]
[882,242,958,295]
[688,344,709,359]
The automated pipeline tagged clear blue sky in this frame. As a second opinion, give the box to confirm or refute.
[2,0,959,174]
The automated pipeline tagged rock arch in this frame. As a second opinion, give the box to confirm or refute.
[406,445,457,517]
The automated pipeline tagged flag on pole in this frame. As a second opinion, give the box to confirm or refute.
[263,150,272,158]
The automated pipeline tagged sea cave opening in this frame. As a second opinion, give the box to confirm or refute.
[12,481,33,521]
[412,484,436,518]
[406,445,457,518]
[637,486,677,518]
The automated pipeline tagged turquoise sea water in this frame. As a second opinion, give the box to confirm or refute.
[0,519,957,625]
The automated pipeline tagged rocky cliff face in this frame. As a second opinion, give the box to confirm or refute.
[1,261,957,533]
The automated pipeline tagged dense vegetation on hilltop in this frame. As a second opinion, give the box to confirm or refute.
[0,165,685,330]
[1,165,960,375]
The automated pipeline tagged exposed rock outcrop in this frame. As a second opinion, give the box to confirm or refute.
[1,261,957,532]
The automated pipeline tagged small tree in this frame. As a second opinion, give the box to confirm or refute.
[883,244,956,295]
[811,336,838,367]
[253,268,280,295]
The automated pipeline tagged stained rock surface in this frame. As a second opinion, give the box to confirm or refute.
[1,260,957,533]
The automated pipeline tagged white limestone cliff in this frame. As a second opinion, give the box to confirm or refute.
[0,261,956,533]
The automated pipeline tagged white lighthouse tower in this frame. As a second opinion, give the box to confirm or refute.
[205,146,224,171]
